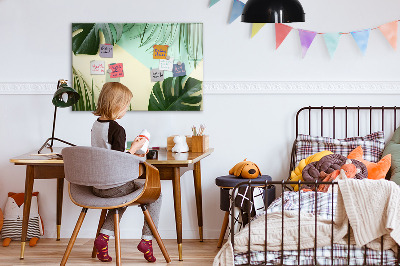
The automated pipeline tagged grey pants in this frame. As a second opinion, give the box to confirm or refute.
[92,180,162,240]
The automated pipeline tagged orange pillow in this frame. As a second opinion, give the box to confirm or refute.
[347,146,391,180]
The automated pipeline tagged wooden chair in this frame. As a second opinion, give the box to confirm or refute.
[60,146,171,265]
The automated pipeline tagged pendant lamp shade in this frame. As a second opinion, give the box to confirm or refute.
[242,0,305,23]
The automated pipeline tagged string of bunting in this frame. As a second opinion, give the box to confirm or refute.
[209,0,399,58]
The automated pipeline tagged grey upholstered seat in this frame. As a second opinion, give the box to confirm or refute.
[69,181,144,208]
[60,146,170,265]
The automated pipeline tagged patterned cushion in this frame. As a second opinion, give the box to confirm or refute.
[295,131,385,166]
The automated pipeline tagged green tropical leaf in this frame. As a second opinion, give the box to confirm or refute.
[148,76,202,111]
[72,23,124,55]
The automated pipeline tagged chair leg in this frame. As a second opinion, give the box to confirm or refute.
[114,209,121,266]
[217,211,230,248]
[141,205,171,263]
[60,208,88,266]
[91,209,108,258]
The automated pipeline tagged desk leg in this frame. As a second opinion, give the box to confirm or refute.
[20,165,35,259]
[56,178,64,241]
[172,167,183,261]
[193,161,203,242]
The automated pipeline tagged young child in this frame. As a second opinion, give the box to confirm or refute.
[91,82,162,263]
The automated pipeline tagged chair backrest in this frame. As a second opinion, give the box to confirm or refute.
[62,146,145,187]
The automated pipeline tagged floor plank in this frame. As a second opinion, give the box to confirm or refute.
[0,239,221,265]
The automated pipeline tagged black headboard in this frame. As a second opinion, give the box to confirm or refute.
[289,106,400,179]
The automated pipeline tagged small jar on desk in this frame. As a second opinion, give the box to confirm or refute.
[215,175,275,248]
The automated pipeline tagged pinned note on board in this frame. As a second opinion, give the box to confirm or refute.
[159,57,174,71]
[90,60,105,75]
[172,63,186,77]
[109,63,124,78]
[100,44,113,58]
[150,68,165,82]
[153,45,168,59]
[106,69,120,82]
[106,73,120,82]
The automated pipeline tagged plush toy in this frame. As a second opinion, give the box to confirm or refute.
[172,135,189,153]
[348,146,391,180]
[289,150,333,191]
[1,192,44,247]
[229,159,261,179]
[0,208,3,232]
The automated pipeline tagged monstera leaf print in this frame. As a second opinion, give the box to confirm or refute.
[72,23,123,55]
[148,76,202,111]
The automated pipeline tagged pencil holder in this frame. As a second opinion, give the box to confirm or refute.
[191,135,209,153]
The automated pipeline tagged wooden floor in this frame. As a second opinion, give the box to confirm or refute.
[0,239,221,265]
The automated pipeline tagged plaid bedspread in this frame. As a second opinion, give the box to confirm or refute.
[234,191,397,265]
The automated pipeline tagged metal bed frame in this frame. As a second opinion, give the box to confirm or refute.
[230,106,400,266]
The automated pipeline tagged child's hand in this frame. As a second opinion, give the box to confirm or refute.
[134,149,149,157]
[129,137,147,155]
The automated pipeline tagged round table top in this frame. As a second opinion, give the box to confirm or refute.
[215,175,272,188]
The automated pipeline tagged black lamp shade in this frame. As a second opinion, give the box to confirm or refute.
[52,84,80,108]
[242,0,305,23]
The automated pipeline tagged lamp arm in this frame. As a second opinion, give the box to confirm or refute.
[50,105,57,148]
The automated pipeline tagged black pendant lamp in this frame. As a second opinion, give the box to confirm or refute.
[242,0,305,23]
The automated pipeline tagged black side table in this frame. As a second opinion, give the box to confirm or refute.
[215,175,275,248]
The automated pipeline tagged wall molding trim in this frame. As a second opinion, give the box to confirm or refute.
[1,81,400,95]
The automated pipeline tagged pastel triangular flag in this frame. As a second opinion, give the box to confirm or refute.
[351,29,370,55]
[251,23,266,38]
[209,0,220,7]
[378,21,397,50]
[229,0,245,24]
[323,33,341,58]
[275,23,293,49]
[298,29,317,58]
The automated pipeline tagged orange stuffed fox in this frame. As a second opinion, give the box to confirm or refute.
[229,159,261,179]
[1,192,44,247]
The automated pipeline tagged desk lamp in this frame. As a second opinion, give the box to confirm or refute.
[38,79,80,154]
[241,0,305,23]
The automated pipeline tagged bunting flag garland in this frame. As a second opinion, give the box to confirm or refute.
[378,21,398,50]
[323,33,341,58]
[209,0,220,7]
[207,4,400,58]
[298,29,317,58]
[251,23,266,38]
[275,23,293,49]
[229,0,245,24]
[351,29,370,55]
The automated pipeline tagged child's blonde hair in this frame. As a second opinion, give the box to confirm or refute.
[93,82,133,120]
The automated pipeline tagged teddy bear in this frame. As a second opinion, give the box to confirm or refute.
[1,192,43,247]
[172,135,189,153]
[229,159,261,179]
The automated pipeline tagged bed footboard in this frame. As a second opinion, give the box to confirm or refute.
[230,180,400,266]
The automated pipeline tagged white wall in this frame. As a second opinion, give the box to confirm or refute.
[1,0,400,240]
